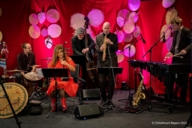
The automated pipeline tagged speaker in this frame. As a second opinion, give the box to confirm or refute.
[74,104,103,119]
[82,88,100,100]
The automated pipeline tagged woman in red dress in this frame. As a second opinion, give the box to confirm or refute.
[47,44,78,112]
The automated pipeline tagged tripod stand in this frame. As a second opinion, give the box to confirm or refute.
[0,82,21,128]
[41,68,68,117]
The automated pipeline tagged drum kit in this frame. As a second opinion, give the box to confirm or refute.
[0,65,43,119]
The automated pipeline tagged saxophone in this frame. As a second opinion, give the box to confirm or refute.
[132,72,146,107]
[102,34,107,61]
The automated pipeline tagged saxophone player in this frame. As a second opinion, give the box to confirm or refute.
[96,22,118,106]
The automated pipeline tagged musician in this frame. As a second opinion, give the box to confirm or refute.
[15,43,36,85]
[71,27,95,86]
[47,44,78,112]
[96,22,118,106]
[164,17,192,102]
[1,41,9,59]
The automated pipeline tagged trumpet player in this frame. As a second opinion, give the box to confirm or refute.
[164,17,191,102]
[96,22,118,106]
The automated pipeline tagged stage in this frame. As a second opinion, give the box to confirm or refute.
[0,89,190,128]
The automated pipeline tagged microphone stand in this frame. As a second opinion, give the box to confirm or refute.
[142,35,169,113]
[118,38,142,113]
[102,44,117,111]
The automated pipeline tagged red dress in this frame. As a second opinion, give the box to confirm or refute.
[46,58,78,97]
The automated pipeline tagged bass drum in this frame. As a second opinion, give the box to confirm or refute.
[0,82,28,118]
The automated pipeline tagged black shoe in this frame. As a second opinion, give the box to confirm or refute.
[100,99,107,105]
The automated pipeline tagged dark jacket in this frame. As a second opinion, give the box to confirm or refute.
[170,27,192,63]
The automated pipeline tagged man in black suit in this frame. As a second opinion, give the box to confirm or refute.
[96,22,118,106]
[164,17,192,102]
[71,27,95,83]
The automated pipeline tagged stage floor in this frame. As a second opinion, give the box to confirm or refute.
[0,89,190,128]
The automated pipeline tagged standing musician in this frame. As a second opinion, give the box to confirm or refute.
[96,22,118,106]
[164,17,192,102]
[47,44,78,112]
[71,27,95,87]
[1,41,9,59]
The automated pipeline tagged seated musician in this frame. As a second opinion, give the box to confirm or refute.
[14,43,42,96]
[95,22,118,106]
[164,17,192,102]
[46,44,78,112]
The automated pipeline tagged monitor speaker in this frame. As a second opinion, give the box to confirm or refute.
[74,104,103,119]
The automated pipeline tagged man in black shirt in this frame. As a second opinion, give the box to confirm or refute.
[15,43,36,85]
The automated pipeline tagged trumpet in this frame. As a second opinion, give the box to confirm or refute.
[102,34,107,61]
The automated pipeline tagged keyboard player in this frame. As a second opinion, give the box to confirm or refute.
[164,17,192,102]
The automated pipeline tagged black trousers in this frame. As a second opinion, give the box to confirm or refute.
[165,73,188,101]
[99,73,115,100]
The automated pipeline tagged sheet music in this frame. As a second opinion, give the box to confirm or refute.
[36,68,44,77]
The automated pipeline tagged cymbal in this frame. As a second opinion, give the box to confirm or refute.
[5,69,26,72]
[30,65,41,67]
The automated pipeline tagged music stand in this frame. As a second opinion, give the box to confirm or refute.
[70,55,87,64]
[98,67,122,75]
[41,68,68,118]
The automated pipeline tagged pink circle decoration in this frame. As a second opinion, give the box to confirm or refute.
[124,33,133,42]
[128,0,140,11]
[116,16,125,28]
[88,9,104,27]
[29,13,38,25]
[70,13,85,30]
[165,8,178,25]
[29,25,40,39]
[123,19,135,34]
[48,24,62,38]
[116,50,124,63]
[41,28,48,37]
[129,12,139,23]
[160,24,172,42]
[123,44,136,57]
[46,9,60,23]
[133,26,141,38]
[115,30,124,43]
[38,12,46,24]
[45,37,53,49]
[162,0,175,8]
[0,31,3,41]
[117,9,130,21]
[165,37,173,51]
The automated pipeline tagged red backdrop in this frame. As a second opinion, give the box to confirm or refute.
[0,0,191,95]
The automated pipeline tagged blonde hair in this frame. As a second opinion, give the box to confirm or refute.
[50,44,68,67]
[171,17,182,26]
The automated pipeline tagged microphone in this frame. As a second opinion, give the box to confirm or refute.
[140,34,146,44]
